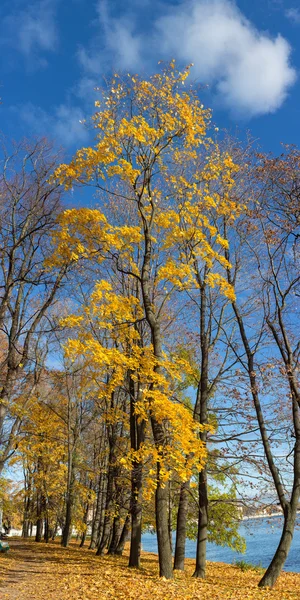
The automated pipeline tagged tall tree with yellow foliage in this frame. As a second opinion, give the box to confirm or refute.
[51,63,239,578]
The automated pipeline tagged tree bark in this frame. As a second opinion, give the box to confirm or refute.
[193,468,208,578]
[141,228,173,577]
[107,516,121,554]
[115,514,130,556]
[89,473,103,549]
[174,480,190,570]
[129,459,143,568]
[154,454,173,579]
[259,507,297,587]
[193,281,209,579]
[97,427,117,556]
[129,373,146,568]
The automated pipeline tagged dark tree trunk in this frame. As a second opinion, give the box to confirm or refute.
[129,459,144,568]
[151,416,174,579]
[129,373,146,568]
[140,200,173,579]
[22,492,32,538]
[115,514,130,556]
[89,474,103,550]
[80,484,92,548]
[22,518,30,538]
[174,480,190,570]
[44,517,49,543]
[61,491,73,547]
[35,489,43,543]
[193,282,209,579]
[193,468,208,578]
[96,473,108,548]
[259,507,297,587]
[96,429,116,556]
[80,530,86,548]
[35,518,43,543]
[107,516,121,554]
[155,459,173,579]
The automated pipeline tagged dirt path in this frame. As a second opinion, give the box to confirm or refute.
[0,539,53,599]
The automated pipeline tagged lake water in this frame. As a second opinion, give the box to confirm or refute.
[142,516,300,573]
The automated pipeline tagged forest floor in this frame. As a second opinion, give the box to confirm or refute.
[0,538,299,600]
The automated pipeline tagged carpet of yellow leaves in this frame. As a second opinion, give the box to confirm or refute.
[0,539,299,600]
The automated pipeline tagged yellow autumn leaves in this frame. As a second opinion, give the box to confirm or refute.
[47,62,241,494]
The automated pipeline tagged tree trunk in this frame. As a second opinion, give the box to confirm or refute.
[35,490,43,543]
[108,516,121,554]
[259,507,296,587]
[128,372,146,568]
[61,491,73,547]
[174,480,190,570]
[152,428,173,580]
[115,514,130,556]
[22,519,30,538]
[193,282,209,579]
[193,468,208,578]
[22,494,32,538]
[129,460,143,568]
[96,437,116,556]
[80,487,91,548]
[44,518,49,543]
[89,474,103,549]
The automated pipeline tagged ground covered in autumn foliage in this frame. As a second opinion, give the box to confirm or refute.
[0,539,299,600]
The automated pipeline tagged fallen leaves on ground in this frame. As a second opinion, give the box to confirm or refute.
[0,539,299,600]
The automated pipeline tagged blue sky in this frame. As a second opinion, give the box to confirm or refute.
[1,0,300,156]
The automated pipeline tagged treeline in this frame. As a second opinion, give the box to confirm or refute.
[0,65,299,590]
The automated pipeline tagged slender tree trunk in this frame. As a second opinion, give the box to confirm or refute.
[129,372,146,568]
[129,460,143,568]
[96,474,108,548]
[44,517,49,543]
[115,514,130,556]
[22,487,32,538]
[80,483,92,548]
[259,506,297,587]
[62,471,74,548]
[62,444,76,547]
[22,518,30,538]
[108,516,121,554]
[193,282,209,579]
[35,490,43,543]
[97,432,116,556]
[154,453,173,579]
[140,202,173,579]
[174,480,190,570]
[62,495,72,547]
[89,474,103,549]
[193,468,208,578]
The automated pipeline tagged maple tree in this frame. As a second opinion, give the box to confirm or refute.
[49,63,240,578]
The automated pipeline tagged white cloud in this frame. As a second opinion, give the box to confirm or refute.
[285,8,300,24]
[77,0,143,76]
[1,0,59,67]
[15,103,90,147]
[81,0,296,117]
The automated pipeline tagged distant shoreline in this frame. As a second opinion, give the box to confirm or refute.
[243,511,300,521]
